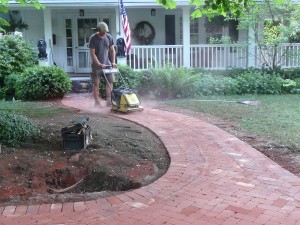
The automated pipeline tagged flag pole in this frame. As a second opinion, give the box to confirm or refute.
[118,0,121,36]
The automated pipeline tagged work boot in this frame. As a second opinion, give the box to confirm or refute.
[95,100,101,107]
[106,99,112,106]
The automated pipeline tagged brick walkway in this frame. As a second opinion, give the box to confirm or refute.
[1,93,300,225]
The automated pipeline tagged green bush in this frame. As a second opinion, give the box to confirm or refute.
[0,111,40,147]
[116,65,143,90]
[15,66,72,100]
[280,68,300,79]
[98,65,142,98]
[0,35,38,86]
[192,74,238,96]
[235,72,294,94]
[3,73,19,97]
[145,66,196,98]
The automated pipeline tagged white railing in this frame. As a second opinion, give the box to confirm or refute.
[190,44,248,69]
[127,45,184,70]
[128,44,249,70]
[76,43,300,71]
[255,43,300,68]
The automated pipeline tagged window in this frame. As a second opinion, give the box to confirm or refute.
[65,19,73,66]
[179,17,199,44]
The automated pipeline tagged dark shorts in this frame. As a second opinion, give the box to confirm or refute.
[91,68,115,85]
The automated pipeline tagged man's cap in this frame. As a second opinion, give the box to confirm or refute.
[97,22,109,32]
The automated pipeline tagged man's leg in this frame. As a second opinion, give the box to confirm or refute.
[92,69,101,106]
[106,82,113,106]
[105,73,115,106]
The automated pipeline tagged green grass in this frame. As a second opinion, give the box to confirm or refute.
[162,94,300,151]
[0,100,69,118]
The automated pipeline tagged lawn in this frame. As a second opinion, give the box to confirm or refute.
[0,101,69,118]
[161,94,300,151]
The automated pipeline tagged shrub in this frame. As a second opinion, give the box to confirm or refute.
[0,35,38,86]
[15,66,72,100]
[145,66,196,99]
[0,111,40,147]
[235,72,293,94]
[116,65,143,90]
[98,65,142,98]
[192,74,238,96]
[3,73,19,97]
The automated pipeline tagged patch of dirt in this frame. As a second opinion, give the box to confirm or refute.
[154,103,300,177]
[0,104,170,206]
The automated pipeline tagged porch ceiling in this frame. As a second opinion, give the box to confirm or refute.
[8,0,190,8]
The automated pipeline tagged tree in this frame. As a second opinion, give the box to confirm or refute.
[0,0,43,33]
[157,0,254,18]
[237,0,300,71]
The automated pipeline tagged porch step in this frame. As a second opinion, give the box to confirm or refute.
[70,76,92,93]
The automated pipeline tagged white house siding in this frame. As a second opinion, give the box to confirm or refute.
[22,10,44,50]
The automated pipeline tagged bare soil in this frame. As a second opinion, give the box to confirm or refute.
[0,103,170,206]
[1,99,299,206]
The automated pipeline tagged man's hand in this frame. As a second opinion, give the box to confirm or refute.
[112,63,117,68]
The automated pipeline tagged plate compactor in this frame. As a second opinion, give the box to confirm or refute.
[102,67,144,113]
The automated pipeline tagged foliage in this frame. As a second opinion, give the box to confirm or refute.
[209,35,233,44]
[99,65,142,98]
[158,0,257,18]
[0,12,29,33]
[235,71,295,94]
[115,65,143,90]
[145,66,197,98]
[15,66,71,100]
[3,72,19,97]
[0,0,44,33]
[271,67,300,80]
[192,74,238,96]
[140,67,297,98]
[0,111,40,147]
[0,34,38,86]
[238,0,300,71]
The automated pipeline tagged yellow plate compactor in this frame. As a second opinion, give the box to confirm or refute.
[102,67,144,113]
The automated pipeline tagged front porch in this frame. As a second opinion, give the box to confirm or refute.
[74,43,300,73]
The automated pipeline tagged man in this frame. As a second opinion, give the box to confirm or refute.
[89,22,116,107]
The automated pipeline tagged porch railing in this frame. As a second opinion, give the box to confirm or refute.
[127,45,184,69]
[78,43,300,71]
[190,44,248,69]
[255,43,300,68]
[128,44,249,70]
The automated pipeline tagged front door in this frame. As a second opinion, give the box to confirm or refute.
[76,18,97,73]
[75,17,111,73]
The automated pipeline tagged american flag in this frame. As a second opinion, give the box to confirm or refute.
[120,0,131,54]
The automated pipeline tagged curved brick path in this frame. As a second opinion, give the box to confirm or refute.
[1,94,300,225]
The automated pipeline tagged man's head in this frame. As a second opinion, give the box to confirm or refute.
[97,22,109,34]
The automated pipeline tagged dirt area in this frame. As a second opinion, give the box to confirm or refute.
[0,99,299,207]
[0,104,170,206]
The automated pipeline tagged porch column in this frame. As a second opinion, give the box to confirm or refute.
[247,28,256,67]
[43,8,52,66]
[115,6,121,38]
[182,6,191,68]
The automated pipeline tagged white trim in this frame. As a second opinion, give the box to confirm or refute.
[182,6,190,68]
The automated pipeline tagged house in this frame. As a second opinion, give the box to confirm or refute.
[3,0,300,73]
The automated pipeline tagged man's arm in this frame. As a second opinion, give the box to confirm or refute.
[109,45,116,67]
[90,48,106,69]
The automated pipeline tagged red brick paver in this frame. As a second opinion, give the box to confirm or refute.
[1,93,300,225]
